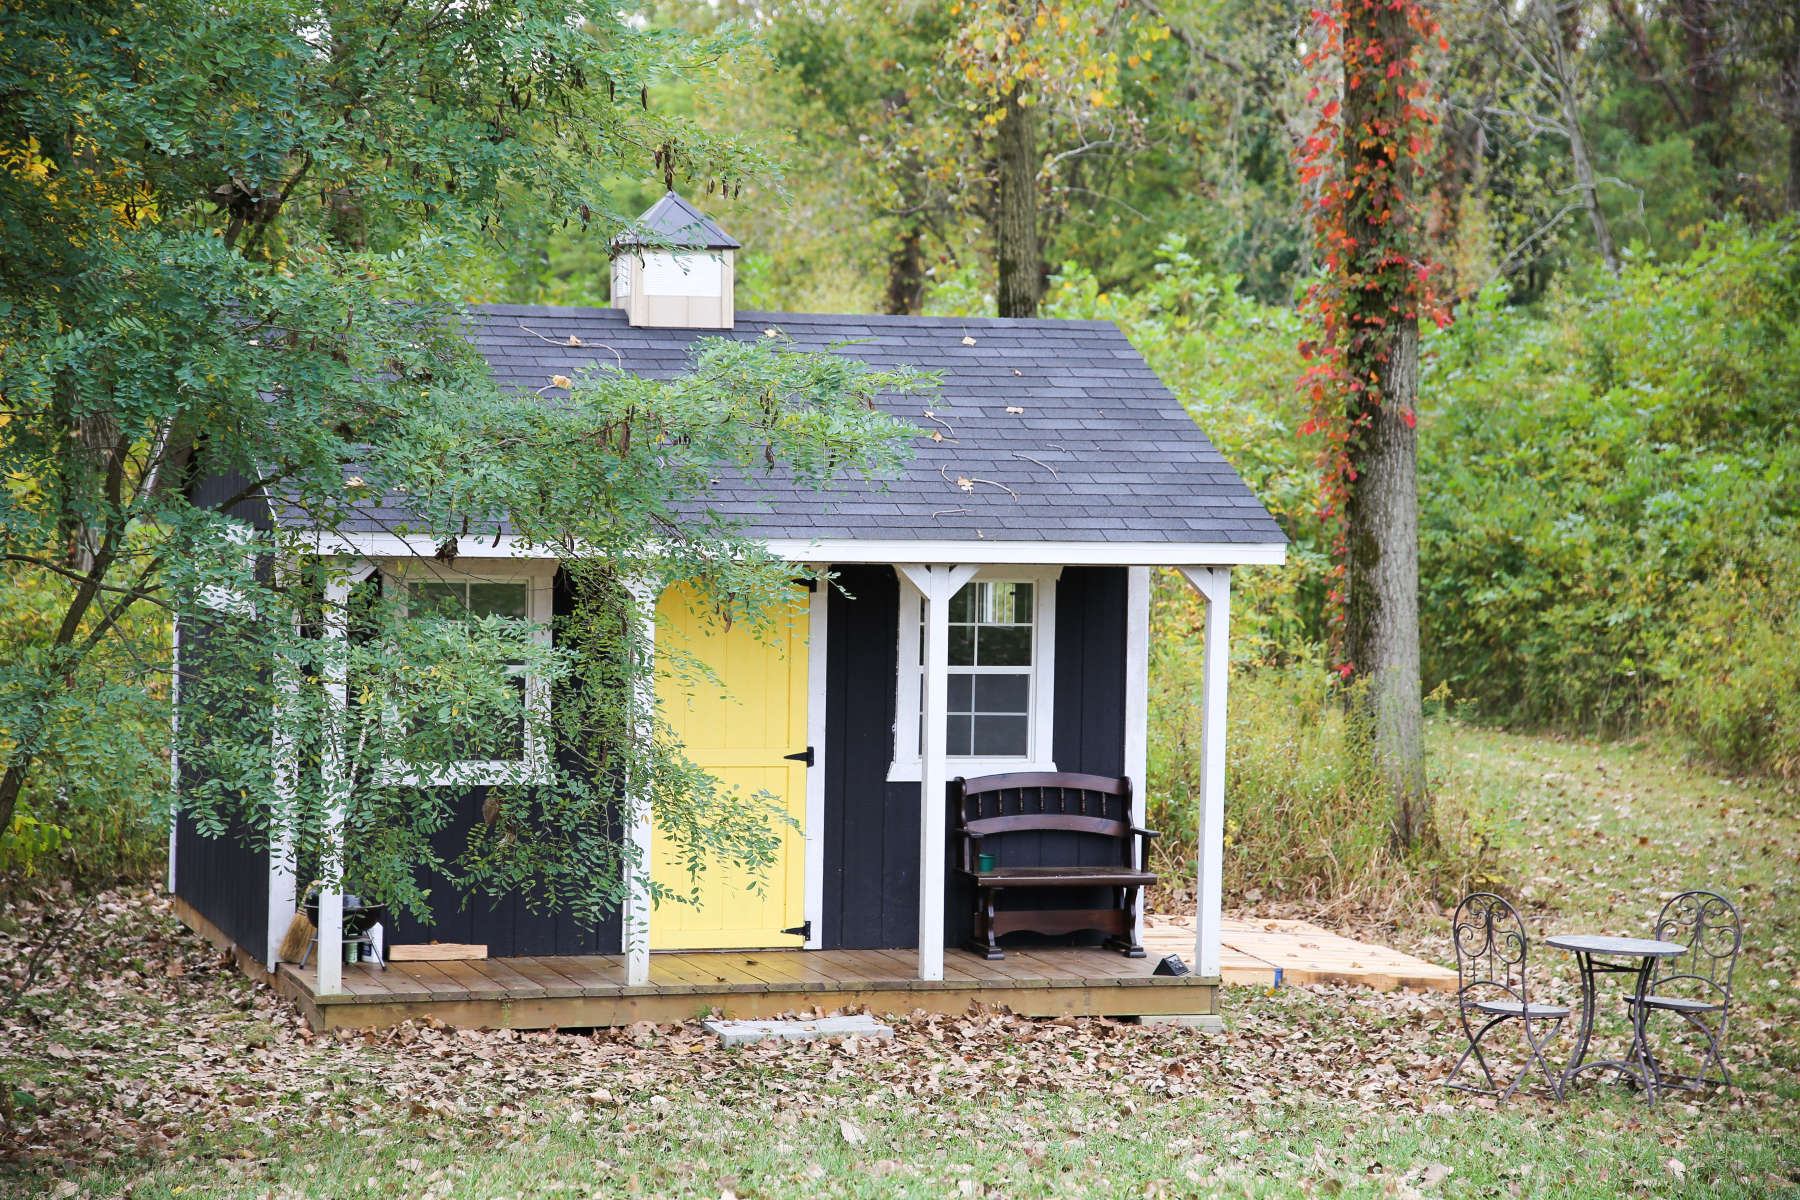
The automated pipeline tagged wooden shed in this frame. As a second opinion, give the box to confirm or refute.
[170,194,1286,1029]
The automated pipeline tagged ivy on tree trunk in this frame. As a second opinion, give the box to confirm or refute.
[1297,0,1445,848]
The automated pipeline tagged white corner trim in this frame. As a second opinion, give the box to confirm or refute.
[622,576,660,986]
[1123,566,1151,949]
[803,582,827,950]
[1176,566,1231,980]
[168,618,181,896]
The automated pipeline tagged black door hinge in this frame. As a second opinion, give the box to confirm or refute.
[783,746,814,766]
[782,920,812,939]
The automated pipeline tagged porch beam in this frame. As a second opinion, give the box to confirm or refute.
[1123,567,1151,949]
[1176,566,1231,980]
[315,569,353,997]
[894,563,980,983]
[622,578,660,987]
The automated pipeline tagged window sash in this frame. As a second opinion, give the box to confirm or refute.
[380,564,555,788]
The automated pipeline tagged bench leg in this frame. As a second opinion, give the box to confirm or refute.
[1104,885,1147,958]
[966,887,1005,960]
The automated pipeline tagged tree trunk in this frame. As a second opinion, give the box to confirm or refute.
[1340,0,1429,848]
[1535,0,1620,274]
[994,89,1042,319]
[1343,323,1429,847]
[885,223,926,316]
[1787,33,1800,213]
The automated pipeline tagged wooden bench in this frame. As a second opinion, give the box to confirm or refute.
[953,772,1158,960]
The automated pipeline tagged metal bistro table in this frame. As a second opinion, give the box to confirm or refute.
[1547,933,1688,1104]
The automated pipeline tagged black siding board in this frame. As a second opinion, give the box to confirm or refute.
[375,567,623,957]
[174,613,271,961]
[821,566,922,950]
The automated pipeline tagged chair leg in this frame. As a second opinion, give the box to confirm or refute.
[1445,1012,1507,1096]
[297,936,316,968]
[1510,1014,1566,1103]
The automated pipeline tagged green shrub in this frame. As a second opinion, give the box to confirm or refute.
[1419,219,1800,772]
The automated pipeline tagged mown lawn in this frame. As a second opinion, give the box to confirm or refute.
[4,723,1797,1199]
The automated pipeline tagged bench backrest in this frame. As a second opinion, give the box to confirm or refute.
[953,772,1134,843]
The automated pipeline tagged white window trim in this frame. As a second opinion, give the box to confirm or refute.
[888,566,1061,783]
[378,559,558,788]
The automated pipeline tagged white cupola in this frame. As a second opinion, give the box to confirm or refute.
[609,191,739,330]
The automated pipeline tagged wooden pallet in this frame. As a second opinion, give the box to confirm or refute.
[1143,915,1457,993]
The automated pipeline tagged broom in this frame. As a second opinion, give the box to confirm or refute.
[276,909,315,963]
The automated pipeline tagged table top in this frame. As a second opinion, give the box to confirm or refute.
[1545,934,1688,957]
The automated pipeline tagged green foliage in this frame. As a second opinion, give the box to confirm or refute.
[1419,219,1800,783]
[0,0,925,922]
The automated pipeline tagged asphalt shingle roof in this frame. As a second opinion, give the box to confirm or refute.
[445,305,1284,549]
[611,191,741,250]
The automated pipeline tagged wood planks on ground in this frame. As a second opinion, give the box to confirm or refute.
[1141,915,1457,993]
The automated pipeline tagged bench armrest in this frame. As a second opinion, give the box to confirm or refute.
[956,827,985,873]
[1130,826,1162,840]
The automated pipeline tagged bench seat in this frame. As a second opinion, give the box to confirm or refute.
[958,865,1157,888]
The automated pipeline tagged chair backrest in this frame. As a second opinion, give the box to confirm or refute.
[1452,892,1533,1006]
[1652,890,1742,998]
[953,772,1133,846]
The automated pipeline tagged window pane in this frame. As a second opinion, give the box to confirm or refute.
[947,586,974,623]
[948,624,975,667]
[972,715,1028,756]
[977,624,1031,666]
[946,715,974,756]
[411,581,463,616]
[948,674,973,714]
[976,581,1030,624]
[468,582,528,619]
[973,673,1030,714]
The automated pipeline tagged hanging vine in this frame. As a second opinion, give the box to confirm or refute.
[1295,0,1450,674]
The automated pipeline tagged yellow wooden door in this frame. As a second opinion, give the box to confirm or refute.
[651,585,809,949]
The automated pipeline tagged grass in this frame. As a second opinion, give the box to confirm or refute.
[4,721,1798,1199]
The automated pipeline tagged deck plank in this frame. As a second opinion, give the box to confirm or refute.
[507,957,587,999]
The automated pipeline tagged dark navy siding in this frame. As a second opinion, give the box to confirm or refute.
[380,568,624,957]
[174,613,271,961]
[823,565,1129,951]
[821,566,920,950]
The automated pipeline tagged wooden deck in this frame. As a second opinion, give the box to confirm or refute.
[274,946,1221,1030]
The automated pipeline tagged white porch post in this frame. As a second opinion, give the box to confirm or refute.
[1123,567,1151,949]
[167,619,181,895]
[622,578,659,987]
[895,563,979,982]
[266,636,300,971]
[1178,566,1231,980]
[315,569,354,997]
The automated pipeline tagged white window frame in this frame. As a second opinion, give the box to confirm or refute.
[888,566,1060,782]
[378,559,558,788]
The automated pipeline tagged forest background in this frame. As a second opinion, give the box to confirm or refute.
[4,0,1796,910]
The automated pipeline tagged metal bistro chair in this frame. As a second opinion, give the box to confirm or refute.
[1446,893,1570,1102]
[1629,890,1742,1089]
